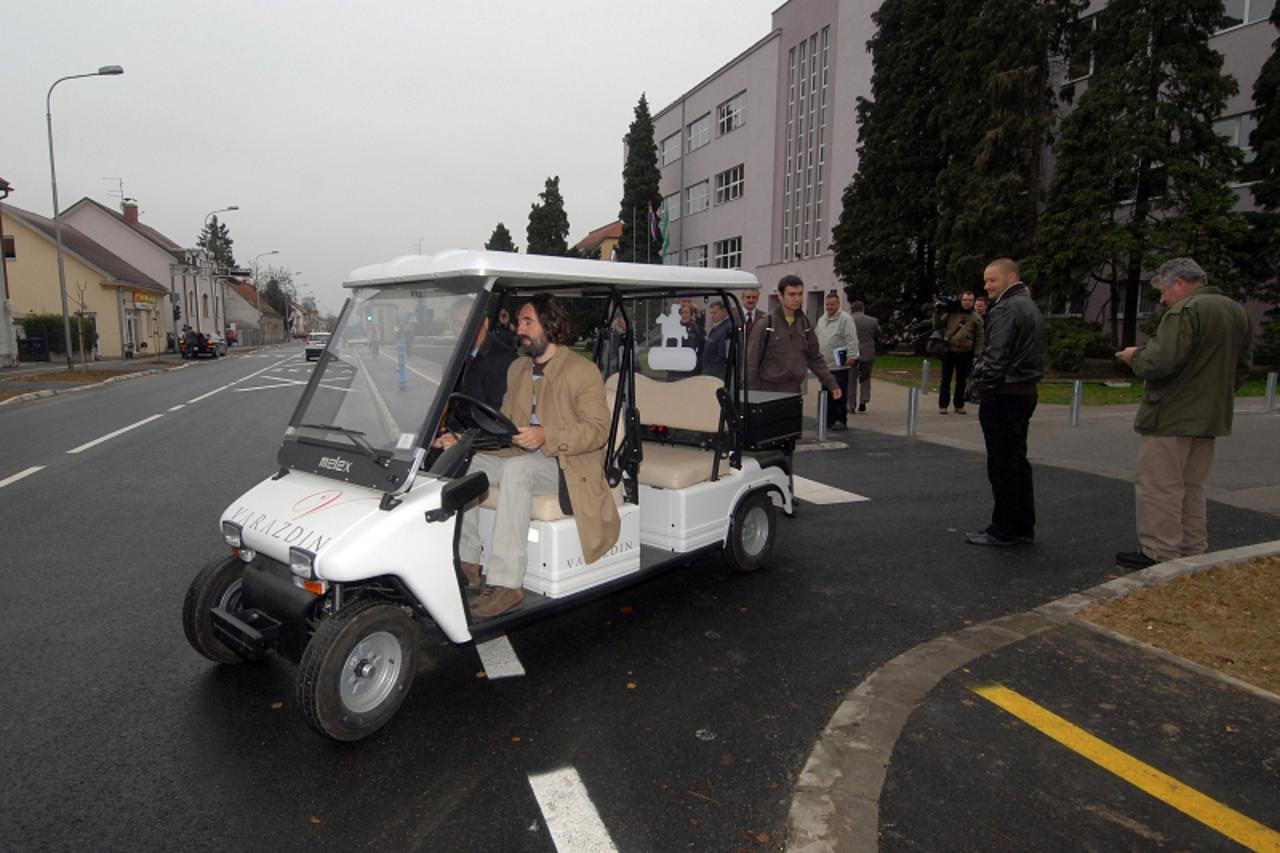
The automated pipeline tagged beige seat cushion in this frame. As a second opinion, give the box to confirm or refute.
[636,443,717,490]
[480,483,624,522]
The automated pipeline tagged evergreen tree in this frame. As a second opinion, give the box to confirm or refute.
[617,94,664,263]
[934,0,1081,288]
[833,0,950,324]
[1031,0,1246,345]
[527,176,571,256]
[1243,5,1280,306]
[485,222,517,252]
[1248,4,1280,209]
[197,216,236,271]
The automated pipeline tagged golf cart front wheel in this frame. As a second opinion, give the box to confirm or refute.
[723,490,776,573]
[182,555,246,665]
[297,599,419,742]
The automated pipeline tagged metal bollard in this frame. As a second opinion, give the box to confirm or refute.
[1069,379,1083,427]
[817,389,828,442]
[1266,372,1277,414]
[920,359,932,396]
[907,386,919,437]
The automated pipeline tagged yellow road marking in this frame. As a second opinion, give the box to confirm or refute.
[972,684,1280,852]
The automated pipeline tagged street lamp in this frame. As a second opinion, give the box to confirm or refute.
[203,206,238,339]
[47,64,124,369]
[252,249,278,344]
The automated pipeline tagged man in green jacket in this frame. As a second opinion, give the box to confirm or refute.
[1114,258,1252,569]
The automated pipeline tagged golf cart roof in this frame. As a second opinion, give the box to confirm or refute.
[344,250,760,292]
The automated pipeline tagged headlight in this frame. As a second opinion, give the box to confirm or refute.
[289,547,317,579]
[221,521,243,548]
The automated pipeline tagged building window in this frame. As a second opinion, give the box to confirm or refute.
[1221,0,1276,30]
[715,164,745,205]
[202,293,210,317]
[2,235,15,260]
[686,180,710,216]
[1214,111,1260,163]
[782,26,831,261]
[717,91,746,136]
[684,245,708,267]
[661,131,682,167]
[686,113,711,153]
[713,237,742,269]
[662,191,681,222]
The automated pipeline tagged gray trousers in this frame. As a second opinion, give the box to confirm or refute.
[1135,435,1215,561]
[850,359,873,409]
[458,450,560,589]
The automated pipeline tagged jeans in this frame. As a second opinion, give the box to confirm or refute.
[978,393,1037,541]
[939,351,974,410]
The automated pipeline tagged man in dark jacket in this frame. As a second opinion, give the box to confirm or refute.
[746,274,841,401]
[448,315,516,433]
[932,291,984,414]
[702,299,732,380]
[965,258,1046,547]
[1113,258,1252,569]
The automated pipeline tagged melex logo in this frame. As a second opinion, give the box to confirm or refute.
[318,456,353,473]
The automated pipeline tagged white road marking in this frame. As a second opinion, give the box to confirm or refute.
[792,475,870,505]
[168,404,185,411]
[187,385,230,404]
[66,414,164,454]
[0,466,45,489]
[528,767,618,853]
[476,635,526,679]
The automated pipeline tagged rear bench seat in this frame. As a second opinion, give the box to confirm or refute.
[606,373,725,490]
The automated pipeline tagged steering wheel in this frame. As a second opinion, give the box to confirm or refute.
[447,392,519,438]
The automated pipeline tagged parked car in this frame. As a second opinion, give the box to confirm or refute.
[183,250,802,741]
[179,331,227,359]
[304,332,331,362]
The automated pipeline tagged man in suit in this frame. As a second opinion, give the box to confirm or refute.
[740,288,765,338]
[702,299,732,380]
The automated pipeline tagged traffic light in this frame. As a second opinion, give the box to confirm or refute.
[366,312,374,322]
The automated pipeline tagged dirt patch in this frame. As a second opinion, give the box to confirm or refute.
[12,368,150,384]
[1081,556,1280,695]
[0,390,26,403]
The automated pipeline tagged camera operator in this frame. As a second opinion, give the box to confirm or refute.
[932,291,984,414]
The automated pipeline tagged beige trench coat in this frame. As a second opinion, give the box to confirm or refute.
[497,347,621,564]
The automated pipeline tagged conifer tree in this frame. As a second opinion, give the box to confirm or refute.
[933,0,1081,289]
[1031,0,1246,345]
[832,0,949,321]
[617,94,665,263]
[1243,5,1280,307]
[526,176,571,256]
[197,216,236,271]
[485,222,517,252]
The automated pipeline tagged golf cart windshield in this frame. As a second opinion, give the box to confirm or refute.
[281,277,487,489]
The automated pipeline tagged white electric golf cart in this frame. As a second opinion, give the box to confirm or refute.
[182,250,802,741]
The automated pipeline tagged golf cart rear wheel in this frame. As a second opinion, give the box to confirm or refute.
[182,555,246,665]
[297,599,419,742]
[723,490,776,573]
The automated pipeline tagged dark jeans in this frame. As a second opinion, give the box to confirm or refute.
[826,367,850,426]
[939,351,974,410]
[978,393,1037,541]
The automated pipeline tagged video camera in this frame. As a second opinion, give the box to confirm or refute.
[935,293,961,311]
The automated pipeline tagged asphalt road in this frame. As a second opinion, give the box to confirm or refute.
[1,347,1275,851]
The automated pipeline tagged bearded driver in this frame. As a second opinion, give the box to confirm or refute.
[440,295,621,619]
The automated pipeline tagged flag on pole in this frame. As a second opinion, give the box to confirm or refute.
[648,202,659,241]
[660,203,670,255]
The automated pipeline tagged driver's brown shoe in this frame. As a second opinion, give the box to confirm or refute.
[460,561,483,589]
[470,585,523,619]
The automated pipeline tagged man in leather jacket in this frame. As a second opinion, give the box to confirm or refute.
[965,258,1046,547]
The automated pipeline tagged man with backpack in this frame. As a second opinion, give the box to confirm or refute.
[746,274,842,402]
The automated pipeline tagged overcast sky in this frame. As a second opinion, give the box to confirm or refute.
[3,1,785,313]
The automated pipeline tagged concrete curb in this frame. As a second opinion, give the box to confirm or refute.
[0,362,189,408]
[785,538,1280,852]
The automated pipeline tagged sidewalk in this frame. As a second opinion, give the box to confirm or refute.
[800,375,1280,516]
[788,375,1280,851]
[0,352,186,405]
